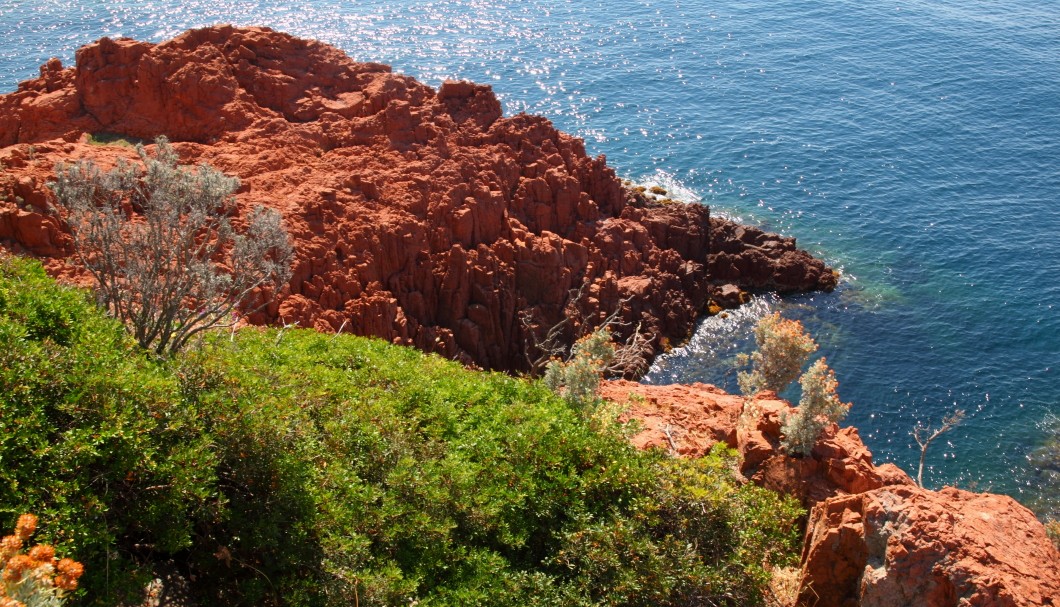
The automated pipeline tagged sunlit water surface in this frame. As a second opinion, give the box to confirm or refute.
[1,0,1058,503]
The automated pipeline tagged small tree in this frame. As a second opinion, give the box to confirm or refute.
[50,137,293,357]
[737,312,818,396]
[543,327,616,410]
[780,358,851,456]
[912,409,966,488]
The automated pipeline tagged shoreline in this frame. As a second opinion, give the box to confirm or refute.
[0,25,837,377]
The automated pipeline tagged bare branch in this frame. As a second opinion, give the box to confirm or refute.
[662,424,680,455]
[913,409,966,488]
[522,282,651,378]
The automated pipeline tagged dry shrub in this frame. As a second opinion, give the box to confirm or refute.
[50,136,292,357]
[738,313,817,396]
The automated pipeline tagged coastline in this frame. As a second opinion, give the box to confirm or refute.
[0,24,1056,605]
[0,25,835,376]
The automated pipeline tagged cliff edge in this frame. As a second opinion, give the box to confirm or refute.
[0,25,835,373]
[602,380,1060,607]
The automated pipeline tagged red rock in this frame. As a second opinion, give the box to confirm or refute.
[603,380,1059,606]
[0,26,836,374]
[708,216,838,294]
[601,381,906,507]
[801,485,1060,607]
[601,380,743,456]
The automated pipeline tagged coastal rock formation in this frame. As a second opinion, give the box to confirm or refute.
[600,381,912,508]
[801,486,1060,607]
[0,25,836,373]
[601,380,1060,606]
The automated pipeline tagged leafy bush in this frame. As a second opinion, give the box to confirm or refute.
[543,327,615,410]
[49,137,292,357]
[780,358,850,456]
[737,313,817,397]
[0,257,802,606]
[0,256,219,605]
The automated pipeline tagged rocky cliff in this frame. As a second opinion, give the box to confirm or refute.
[602,381,1060,606]
[0,25,835,373]
[1,24,1054,606]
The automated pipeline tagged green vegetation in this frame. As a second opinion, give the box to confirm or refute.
[543,328,616,411]
[50,137,293,358]
[738,313,851,456]
[84,133,145,148]
[0,256,801,606]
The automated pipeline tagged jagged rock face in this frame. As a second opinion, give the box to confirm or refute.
[801,486,1060,607]
[600,381,912,507]
[0,25,836,373]
[601,380,1060,606]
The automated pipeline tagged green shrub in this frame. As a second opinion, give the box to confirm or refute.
[543,327,615,410]
[0,257,219,605]
[0,258,802,606]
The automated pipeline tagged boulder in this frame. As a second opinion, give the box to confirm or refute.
[801,485,1060,607]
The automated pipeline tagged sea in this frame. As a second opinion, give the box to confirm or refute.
[1,0,1057,508]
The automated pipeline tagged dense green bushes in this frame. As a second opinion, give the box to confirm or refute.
[0,256,801,606]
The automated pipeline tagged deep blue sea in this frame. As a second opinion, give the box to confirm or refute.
[1,0,1057,504]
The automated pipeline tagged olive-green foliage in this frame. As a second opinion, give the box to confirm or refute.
[543,328,615,410]
[84,133,145,148]
[0,257,802,607]
[737,313,817,397]
[780,358,850,456]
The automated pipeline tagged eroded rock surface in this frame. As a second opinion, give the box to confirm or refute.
[0,25,835,372]
[601,381,911,508]
[801,486,1060,607]
[602,380,1060,606]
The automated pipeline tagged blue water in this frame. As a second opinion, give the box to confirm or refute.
[1,1,1058,502]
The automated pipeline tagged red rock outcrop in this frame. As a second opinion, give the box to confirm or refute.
[801,486,1060,607]
[601,380,1060,606]
[601,381,911,508]
[0,25,835,373]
